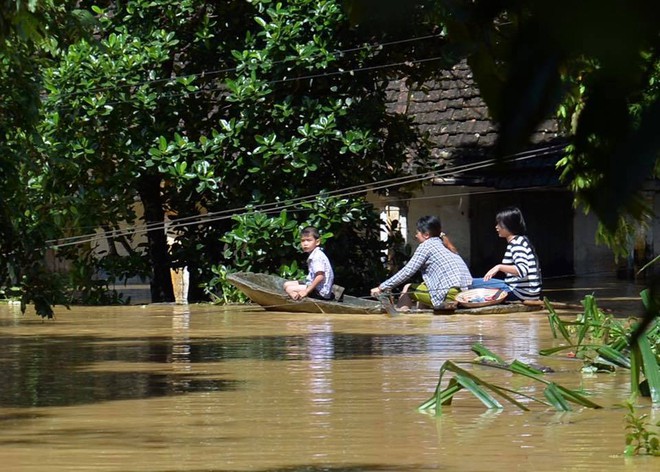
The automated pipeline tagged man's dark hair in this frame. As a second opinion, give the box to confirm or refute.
[301,226,321,239]
[416,215,442,237]
[496,207,527,235]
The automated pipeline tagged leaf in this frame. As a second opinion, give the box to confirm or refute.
[636,334,660,404]
[544,383,572,411]
[471,343,506,364]
[455,374,503,409]
[539,345,577,356]
[552,384,602,409]
[509,360,545,376]
[596,345,631,369]
[545,299,572,342]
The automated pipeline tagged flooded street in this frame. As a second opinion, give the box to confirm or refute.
[0,301,656,472]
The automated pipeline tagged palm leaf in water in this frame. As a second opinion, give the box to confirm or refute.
[419,350,602,415]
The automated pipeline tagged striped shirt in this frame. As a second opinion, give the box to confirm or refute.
[503,235,542,300]
[379,237,472,307]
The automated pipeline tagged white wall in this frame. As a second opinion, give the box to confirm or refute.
[405,185,472,262]
[368,185,473,263]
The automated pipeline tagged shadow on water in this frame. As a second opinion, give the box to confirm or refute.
[543,275,647,315]
[0,332,478,409]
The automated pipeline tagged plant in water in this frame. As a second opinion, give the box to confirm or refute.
[418,344,601,416]
[542,293,660,405]
[623,400,660,456]
[543,295,630,366]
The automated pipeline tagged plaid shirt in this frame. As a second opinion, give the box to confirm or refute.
[380,237,472,307]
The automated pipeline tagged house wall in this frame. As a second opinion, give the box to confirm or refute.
[367,186,472,262]
[405,185,472,262]
[572,211,618,276]
[370,185,640,280]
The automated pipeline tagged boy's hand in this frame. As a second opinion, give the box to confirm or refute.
[292,290,308,300]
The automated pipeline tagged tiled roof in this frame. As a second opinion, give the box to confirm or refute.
[387,61,566,187]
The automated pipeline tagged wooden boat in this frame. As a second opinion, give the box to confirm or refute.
[227,272,546,315]
[227,272,383,314]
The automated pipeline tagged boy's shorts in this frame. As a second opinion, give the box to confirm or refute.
[409,283,460,306]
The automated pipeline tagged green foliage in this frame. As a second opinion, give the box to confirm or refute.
[543,296,631,365]
[2,0,426,312]
[201,195,387,302]
[219,210,301,274]
[204,264,249,305]
[623,401,660,456]
[542,295,660,404]
[418,345,601,416]
[0,1,98,317]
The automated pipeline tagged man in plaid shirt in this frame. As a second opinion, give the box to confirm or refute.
[371,216,472,309]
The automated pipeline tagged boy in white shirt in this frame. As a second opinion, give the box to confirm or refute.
[284,226,335,300]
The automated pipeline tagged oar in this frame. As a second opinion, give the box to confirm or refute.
[378,294,401,316]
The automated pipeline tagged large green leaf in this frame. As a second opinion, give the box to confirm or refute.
[596,345,632,369]
[545,298,572,342]
[544,383,572,412]
[455,374,503,410]
[471,343,506,364]
[636,334,660,404]
[552,384,602,409]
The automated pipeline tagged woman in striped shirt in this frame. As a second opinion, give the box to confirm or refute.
[471,207,542,301]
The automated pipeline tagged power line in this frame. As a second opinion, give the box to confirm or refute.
[51,33,445,102]
[47,144,564,246]
[50,53,450,112]
[45,144,566,249]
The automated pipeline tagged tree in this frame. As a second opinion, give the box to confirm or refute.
[31,0,433,310]
[0,1,95,316]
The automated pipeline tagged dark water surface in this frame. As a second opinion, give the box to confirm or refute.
[0,302,656,471]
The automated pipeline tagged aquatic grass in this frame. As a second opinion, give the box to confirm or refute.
[418,344,601,415]
[637,289,660,403]
[545,295,629,350]
[631,334,660,403]
[545,297,573,342]
[542,292,660,405]
[471,342,506,364]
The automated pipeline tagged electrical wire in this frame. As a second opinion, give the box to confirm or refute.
[45,143,566,249]
[54,32,445,101]
[51,54,451,111]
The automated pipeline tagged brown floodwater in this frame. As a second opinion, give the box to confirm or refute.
[0,302,656,472]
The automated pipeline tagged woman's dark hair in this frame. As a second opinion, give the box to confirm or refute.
[496,207,527,235]
[416,215,442,237]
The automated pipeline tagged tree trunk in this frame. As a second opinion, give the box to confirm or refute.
[138,175,175,303]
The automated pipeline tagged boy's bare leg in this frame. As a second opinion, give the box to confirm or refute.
[284,281,307,300]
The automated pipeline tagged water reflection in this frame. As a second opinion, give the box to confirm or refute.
[0,324,479,409]
[0,304,653,472]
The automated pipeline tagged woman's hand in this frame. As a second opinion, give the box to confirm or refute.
[483,265,500,281]
[370,287,382,298]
